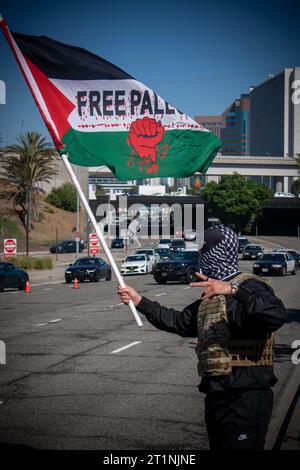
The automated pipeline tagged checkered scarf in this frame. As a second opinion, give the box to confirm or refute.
[199,224,240,280]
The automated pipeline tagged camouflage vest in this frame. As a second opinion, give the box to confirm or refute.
[195,273,274,377]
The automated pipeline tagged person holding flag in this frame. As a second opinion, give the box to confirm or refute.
[118,224,286,450]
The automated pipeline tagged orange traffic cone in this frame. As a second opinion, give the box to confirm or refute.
[73,277,79,289]
[25,280,31,293]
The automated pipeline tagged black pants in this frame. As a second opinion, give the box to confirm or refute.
[205,388,273,450]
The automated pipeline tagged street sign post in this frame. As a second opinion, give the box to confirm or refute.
[4,238,17,257]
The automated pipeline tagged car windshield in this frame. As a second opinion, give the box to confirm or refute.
[173,251,199,260]
[155,249,170,255]
[261,254,285,262]
[159,240,171,244]
[126,255,146,262]
[239,239,249,244]
[74,258,100,266]
[136,250,153,255]
[288,251,299,257]
[245,245,261,250]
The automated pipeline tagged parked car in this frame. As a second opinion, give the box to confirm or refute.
[153,250,200,284]
[253,252,296,276]
[65,257,111,283]
[169,239,186,253]
[157,239,172,249]
[50,240,84,254]
[274,192,295,198]
[0,262,29,291]
[183,229,197,241]
[238,237,249,253]
[154,248,171,261]
[111,238,124,249]
[242,244,264,260]
[135,248,159,264]
[121,254,152,275]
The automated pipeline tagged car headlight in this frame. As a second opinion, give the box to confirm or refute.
[140,265,145,268]
[86,269,96,273]
[271,264,282,268]
[253,264,259,268]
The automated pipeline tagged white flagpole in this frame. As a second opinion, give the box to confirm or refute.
[61,153,143,328]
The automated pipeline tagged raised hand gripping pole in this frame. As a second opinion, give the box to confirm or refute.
[61,154,143,327]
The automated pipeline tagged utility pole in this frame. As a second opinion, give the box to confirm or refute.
[75,165,80,260]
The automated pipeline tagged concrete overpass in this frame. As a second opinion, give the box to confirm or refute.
[206,155,298,193]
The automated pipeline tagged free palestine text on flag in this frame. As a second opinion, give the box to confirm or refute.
[1,18,221,180]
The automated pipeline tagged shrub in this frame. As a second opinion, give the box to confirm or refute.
[6,256,53,270]
[45,182,77,212]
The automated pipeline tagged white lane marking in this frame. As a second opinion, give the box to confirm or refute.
[34,319,62,327]
[111,341,141,354]
[183,286,191,290]
[43,288,52,291]
[155,292,167,297]
[110,303,124,307]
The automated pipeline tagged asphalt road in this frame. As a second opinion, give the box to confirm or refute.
[0,259,299,450]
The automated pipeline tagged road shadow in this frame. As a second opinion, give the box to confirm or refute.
[285,309,300,324]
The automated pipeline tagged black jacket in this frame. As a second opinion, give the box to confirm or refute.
[137,276,286,394]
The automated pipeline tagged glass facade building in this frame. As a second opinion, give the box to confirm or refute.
[221,94,250,156]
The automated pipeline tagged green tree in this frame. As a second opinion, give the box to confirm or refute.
[201,173,273,233]
[1,132,57,255]
[291,178,300,196]
[46,182,77,211]
[295,154,300,175]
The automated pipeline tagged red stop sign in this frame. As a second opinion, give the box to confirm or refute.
[89,233,99,247]
[4,238,17,256]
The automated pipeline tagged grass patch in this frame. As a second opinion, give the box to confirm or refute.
[5,256,53,270]
[0,216,24,239]
[44,206,55,214]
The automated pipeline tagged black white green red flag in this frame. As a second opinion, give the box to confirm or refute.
[1,18,221,180]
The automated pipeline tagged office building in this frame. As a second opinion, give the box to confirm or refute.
[221,94,250,156]
[250,67,300,157]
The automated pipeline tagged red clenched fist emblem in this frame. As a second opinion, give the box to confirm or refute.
[128,117,165,163]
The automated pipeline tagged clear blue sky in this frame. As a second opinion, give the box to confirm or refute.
[0,0,299,146]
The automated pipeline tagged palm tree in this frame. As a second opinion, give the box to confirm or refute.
[1,132,57,255]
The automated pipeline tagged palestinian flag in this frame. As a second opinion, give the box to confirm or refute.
[1,18,221,180]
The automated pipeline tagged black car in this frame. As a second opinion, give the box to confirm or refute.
[154,248,171,261]
[238,237,249,253]
[153,250,200,284]
[65,257,111,283]
[169,239,186,253]
[242,244,264,260]
[111,238,124,249]
[253,253,297,276]
[0,262,29,291]
[50,240,84,254]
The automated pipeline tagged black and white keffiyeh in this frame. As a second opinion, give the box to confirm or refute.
[199,224,240,280]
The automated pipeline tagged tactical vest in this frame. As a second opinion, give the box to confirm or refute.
[195,273,275,377]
